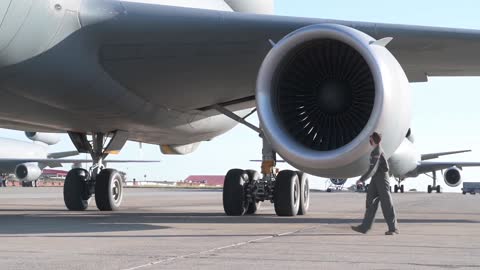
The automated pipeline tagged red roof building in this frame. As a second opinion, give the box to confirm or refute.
[183,175,225,187]
[42,169,68,179]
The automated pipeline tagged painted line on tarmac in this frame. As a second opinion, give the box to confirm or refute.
[122,226,317,270]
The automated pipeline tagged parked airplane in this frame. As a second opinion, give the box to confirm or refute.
[0,131,157,188]
[0,132,78,187]
[340,131,480,193]
[2,0,480,215]
[388,134,480,194]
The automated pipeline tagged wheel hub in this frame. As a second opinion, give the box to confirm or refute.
[112,179,121,202]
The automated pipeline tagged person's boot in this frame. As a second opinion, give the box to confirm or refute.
[351,225,367,234]
[385,229,400,235]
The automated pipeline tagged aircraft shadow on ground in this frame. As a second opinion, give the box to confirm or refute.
[0,211,478,235]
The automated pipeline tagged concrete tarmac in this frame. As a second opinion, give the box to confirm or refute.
[0,187,479,270]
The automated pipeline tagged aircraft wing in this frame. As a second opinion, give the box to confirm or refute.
[421,150,472,161]
[47,151,79,159]
[3,2,480,140]
[417,161,480,175]
[0,158,159,169]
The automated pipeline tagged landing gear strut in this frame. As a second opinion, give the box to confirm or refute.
[222,134,310,217]
[63,131,127,211]
[426,171,441,194]
[214,105,310,217]
[393,178,404,193]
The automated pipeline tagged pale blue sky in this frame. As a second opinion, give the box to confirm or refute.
[2,0,480,192]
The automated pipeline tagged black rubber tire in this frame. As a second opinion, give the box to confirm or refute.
[64,168,91,211]
[400,185,404,193]
[32,180,37,188]
[223,169,249,216]
[245,170,261,215]
[326,188,332,192]
[394,185,398,193]
[95,169,124,211]
[274,170,300,217]
[427,185,432,194]
[463,191,467,195]
[436,185,441,193]
[296,171,310,215]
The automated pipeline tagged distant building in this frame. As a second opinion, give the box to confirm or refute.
[41,169,68,179]
[182,175,225,187]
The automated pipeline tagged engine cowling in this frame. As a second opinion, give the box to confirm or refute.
[25,132,61,145]
[256,24,411,178]
[444,167,462,187]
[330,178,347,186]
[15,163,42,182]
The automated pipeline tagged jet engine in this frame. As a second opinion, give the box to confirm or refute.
[25,132,61,145]
[15,163,42,182]
[256,24,411,178]
[444,167,462,187]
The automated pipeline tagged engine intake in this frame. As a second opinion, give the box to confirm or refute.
[256,24,411,178]
[444,167,462,187]
[15,163,42,182]
[25,132,61,145]
[275,39,375,151]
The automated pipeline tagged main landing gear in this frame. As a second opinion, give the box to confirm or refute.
[426,171,441,194]
[393,178,404,193]
[63,131,128,211]
[222,135,310,217]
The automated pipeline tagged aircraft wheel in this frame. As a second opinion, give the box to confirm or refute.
[245,170,261,215]
[296,171,310,215]
[274,170,300,216]
[400,185,404,193]
[394,185,398,193]
[95,169,124,211]
[64,168,91,211]
[223,169,249,216]
[32,180,37,188]
[427,185,432,194]
[326,188,332,192]
[436,185,441,193]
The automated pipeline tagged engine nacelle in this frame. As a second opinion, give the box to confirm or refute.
[25,132,61,145]
[330,178,347,186]
[15,163,42,182]
[444,167,462,187]
[256,24,411,178]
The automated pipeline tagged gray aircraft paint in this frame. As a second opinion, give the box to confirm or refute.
[0,0,480,178]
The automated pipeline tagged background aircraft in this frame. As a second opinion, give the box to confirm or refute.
[0,132,157,187]
[388,135,480,193]
[0,132,78,187]
[2,0,480,215]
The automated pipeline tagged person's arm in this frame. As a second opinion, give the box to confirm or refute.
[357,147,381,183]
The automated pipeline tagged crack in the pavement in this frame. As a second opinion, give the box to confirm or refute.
[121,226,318,270]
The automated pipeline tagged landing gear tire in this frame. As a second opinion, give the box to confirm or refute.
[394,185,399,193]
[436,185,441,193]
[245,170,261,215]
[32,180,37,188]
[400,185,404,193]
[427,185,432,194]
[296,172,310,215]
[223,169,249,216]
[274,170,300,217]
[64,168,91,211]
[95,169,124,211]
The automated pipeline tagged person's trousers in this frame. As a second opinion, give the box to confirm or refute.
[361,172,397,231]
